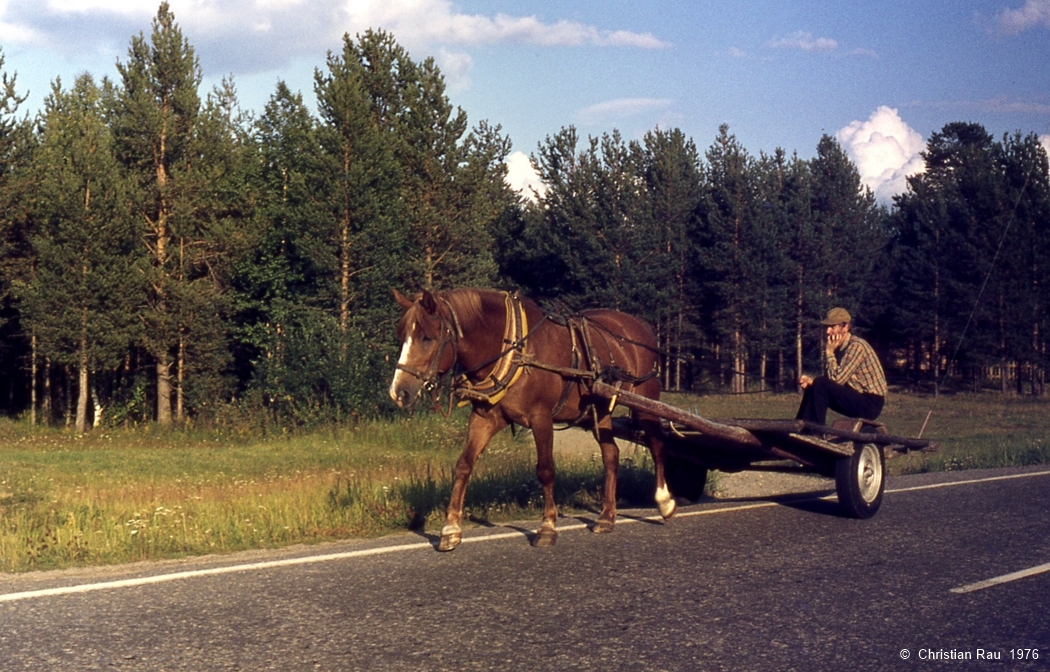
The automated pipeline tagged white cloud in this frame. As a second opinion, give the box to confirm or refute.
[434,47,473,91]
[0,0,669,75]
[767,31,838,52]
[343,0,671,49]
[505,151,546,200]
[576,98,673,126]
[44,0,150,17]
[996,0,1050,34]
[836,106,926,204]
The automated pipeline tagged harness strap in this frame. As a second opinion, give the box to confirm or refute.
[422,294,657,418]
[453,292,529,406]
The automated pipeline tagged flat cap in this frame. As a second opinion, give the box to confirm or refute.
[820,307,852,326]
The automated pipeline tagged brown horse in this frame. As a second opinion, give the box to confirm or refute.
[389,288,675,551]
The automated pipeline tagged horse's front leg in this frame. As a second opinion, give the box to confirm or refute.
[593,417,620,534]
[530,413,558,547]
[439,410,505,552]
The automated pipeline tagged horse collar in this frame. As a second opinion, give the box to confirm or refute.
[454,292,529,406]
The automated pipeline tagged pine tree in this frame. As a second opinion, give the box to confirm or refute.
[22,74,138,432]
[110,2,202,424]
[314,30,402,350]
[751,148,799,391]
[804,135,885,375]
[637,128,703,390]
[0,50,35,418]
[697,125,766,393]
[172,77,254,419]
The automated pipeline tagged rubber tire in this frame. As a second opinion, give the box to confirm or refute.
[835,442,885,519]
[664,454,708,503]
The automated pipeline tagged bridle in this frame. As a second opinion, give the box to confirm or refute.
[395,298,463,400]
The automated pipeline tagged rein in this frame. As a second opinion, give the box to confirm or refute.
[403,292,657,415]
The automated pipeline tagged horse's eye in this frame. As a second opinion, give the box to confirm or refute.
[420,335,433,344]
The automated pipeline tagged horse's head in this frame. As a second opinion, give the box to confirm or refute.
[389,289,459,408]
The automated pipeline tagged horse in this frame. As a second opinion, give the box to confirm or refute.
[388,287,675,551]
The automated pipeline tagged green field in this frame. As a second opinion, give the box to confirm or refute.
[2,392,1049,572]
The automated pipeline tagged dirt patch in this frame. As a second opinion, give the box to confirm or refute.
[552,427,603,459]
[553,427,832,500]
[710,470,832,499]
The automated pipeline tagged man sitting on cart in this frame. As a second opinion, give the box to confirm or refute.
[796,307,887,427]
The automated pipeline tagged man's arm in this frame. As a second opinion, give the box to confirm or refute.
[825,339,866,385]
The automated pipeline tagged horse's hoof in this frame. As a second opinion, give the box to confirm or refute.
[438,524,462,552]
[656,485,677,520]
[437,533,461,551]
[531,528,557,547]
[592,519,615,534]
[658,498,677,520]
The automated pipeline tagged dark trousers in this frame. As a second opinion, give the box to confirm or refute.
[795,376,884,426]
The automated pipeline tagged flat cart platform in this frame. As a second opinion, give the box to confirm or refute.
[592,381,939,518]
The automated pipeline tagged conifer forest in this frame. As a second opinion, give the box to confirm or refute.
[0,5,1048,432]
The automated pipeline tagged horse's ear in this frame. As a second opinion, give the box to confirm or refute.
[420,290,439,315]
[393,289,414,311]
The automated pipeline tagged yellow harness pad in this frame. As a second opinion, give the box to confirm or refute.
[455,292,528,406]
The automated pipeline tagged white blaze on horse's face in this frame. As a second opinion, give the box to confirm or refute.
[389,335,417,408]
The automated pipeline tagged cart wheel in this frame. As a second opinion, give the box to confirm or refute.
[664,455,708,503]
[835,442,885,519]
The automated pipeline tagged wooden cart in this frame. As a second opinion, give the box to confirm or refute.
[592,381,939,519]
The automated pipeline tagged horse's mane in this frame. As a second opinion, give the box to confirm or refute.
[441,289,487,333]
[398,288,491,339]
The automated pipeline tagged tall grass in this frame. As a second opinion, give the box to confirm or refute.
[0,411,654,572]
[2,391,1048,572]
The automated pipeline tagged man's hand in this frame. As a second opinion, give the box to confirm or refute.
[799,374,813,389]
[826,331,849,355]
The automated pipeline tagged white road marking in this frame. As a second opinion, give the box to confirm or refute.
[887,469,1050,493]
[2,469,1048,604]
[951,562,1050,594]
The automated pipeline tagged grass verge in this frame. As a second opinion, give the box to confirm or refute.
[2,391,1048,572]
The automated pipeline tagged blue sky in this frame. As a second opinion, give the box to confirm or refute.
[2,0,1049,202]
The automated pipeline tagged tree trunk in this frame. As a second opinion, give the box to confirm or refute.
[795,281,804,386]
[339,148,352,356]
[759,352,768,393]
[176,333,185,421]
[64,366,72,427]
[30,332,37,427]
[732,328,745,394]
[76,365,89,434]
[675,305,684,392]
[157,354,172,425]
[76,309,90,433]
[43,357,52,423]
[154,120,173,425]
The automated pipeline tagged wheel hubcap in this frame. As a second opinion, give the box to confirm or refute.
[857,444,882,503]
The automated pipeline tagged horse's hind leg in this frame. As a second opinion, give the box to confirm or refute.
[635,379,676,520]
[439,410,505,552]
[646,419,676,519]
[593,417,619,534]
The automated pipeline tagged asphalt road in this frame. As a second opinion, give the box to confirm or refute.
[1,466,1049,671]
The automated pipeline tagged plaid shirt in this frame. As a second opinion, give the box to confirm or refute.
[825,335,888,397]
